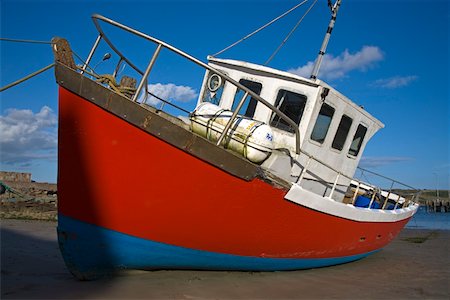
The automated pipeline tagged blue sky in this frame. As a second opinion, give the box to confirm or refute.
[1,0,449,190]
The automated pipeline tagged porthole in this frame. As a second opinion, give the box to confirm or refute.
[207,74,222,92]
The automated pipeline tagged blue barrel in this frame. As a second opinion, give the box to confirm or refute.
[355,196,380,209]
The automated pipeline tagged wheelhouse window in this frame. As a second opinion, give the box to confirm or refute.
[270,90,307,133]
[311,103,335,144]
[332,114,353,151]
[349,124,368,156]
[231,79,262,118]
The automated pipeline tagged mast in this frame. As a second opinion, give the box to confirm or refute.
[310,0,342,80]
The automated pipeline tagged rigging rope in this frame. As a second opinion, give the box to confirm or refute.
[0,37,138,100]
[0,38,97,93]
[0,181,34,201]
[0,37,56,92]
[0,37,53,45]
[264,0,318,65]
[71,50,98,74]
[211,0,308,57]
[0,63,55,92]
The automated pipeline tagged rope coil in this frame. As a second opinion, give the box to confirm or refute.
[95,74,137,98]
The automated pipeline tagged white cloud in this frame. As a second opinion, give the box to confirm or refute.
[359,156,413,168]
[0,106,57,165]
[288,46,384,80]
[372,75,418,89]
[144,83,198,105]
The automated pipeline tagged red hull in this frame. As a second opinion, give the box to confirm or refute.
[58,86,409,259]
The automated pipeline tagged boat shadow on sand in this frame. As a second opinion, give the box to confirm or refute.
[1,225,116,299]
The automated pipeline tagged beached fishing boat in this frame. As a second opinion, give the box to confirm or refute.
[53,1,420,280]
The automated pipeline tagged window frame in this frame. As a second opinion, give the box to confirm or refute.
[310,102,336,145]
[269,88,308,134]
[331,114,353,151]
[348,123,368,157]
[231,78,263,119]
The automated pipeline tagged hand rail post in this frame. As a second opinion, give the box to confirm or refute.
[132,44,162,102]
[405,194,415,208]
[81,34,102,74]
[351,181,361,205]
[328,172,340,199]
[393,194,402,209]
[216,91,248,146]
[382,181,395,209]
[297,155,312,184]
[411,193,416,205]
[368,189,377,209]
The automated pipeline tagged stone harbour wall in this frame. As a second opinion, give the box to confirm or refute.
[0,171,32,183]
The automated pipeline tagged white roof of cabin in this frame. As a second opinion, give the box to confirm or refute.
[208,56,319,87]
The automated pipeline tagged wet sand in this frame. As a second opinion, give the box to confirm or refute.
[1,219,449,299]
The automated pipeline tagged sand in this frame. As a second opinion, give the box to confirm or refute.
[1,219,449,299]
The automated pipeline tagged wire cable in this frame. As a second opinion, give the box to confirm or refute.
[211,0,308,57]
[264,0,318,65]
[0,63,55,92]
[0,37,53,45]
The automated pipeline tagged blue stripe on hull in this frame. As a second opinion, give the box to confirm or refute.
[57,215,378,279]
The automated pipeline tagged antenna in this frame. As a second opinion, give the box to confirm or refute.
[310,0,342,80]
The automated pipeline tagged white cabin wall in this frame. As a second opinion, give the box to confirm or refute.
[302,88,383,182]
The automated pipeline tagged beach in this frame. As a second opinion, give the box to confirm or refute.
[1,219,449,299]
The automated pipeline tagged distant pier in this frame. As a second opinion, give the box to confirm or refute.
[425,199,450,213]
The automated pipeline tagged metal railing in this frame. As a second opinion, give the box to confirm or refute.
[87,14,300,154]
[81,15,419,210]
[353,167,421,209]
[294,147,420,208]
